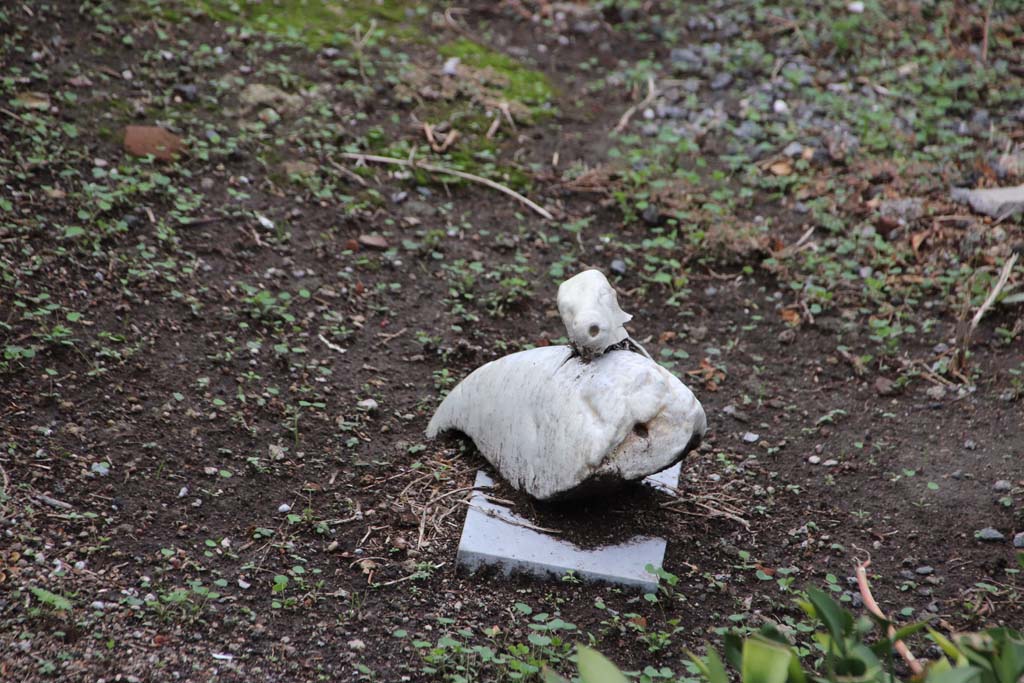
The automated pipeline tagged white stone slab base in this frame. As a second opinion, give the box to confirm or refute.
[456,464,681,592]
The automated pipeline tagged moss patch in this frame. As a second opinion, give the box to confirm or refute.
[438,38,554,107]
[191,0,414,47]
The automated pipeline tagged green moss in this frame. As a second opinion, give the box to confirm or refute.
[191,0,415,47]
[438,38,554,106]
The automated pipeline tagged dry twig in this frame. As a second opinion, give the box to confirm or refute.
[855,558,924,675]
[612,76,657,135]
[340,152,553,220]
[953,253,1019,372]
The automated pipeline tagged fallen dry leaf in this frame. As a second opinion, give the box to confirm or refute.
[13,91,50,110]
[358,234,389,250]
[910,230,929,253]
[780,307,801,325]
[769,159,793,176]
[123,125,184,161]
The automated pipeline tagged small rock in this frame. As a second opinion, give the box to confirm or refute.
[442,57,460,76]
[874,377,896,396]
[722,405,750,423]
[1014,532,1024,548]
[358,234,389,250]
[239,83,303,114]
[174,84,198,102]
[772,99,789,115]
[925,385,946,401]
[963,439,976,450]
[879,198,924,224]
[256,214,275,231]
[710,72,734,90]
[951,185,1024,220]
[609,259,627,276]
[277,503,291,513]
[281,160,318,176]
[976,527,1005,542]
[777,328,796,344]
[915,565,934,576]
[357,398,379,411]
[808,455,821,465]
[823,459,839,467]
[993,480,1012,492]
[641,204,661,225]
[996,148,1024,178]
[90,462,110,476]
[348,639,366,651]
[669,47,703,73]
[742,432,759,443]
[848,1,865,12]
[782,141,804,158]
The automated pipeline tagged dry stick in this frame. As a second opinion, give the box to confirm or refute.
[328,160,369,187]
[981,0,994,63]
[856,559,924,675]
[611,76,657,135]
[339,152,553,220]
[318,333,347,355]
[969,252,1018,336]
[953,253,1018,375]
[416,485,478,549]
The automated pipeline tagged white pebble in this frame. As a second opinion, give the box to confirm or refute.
[773,99,789,114]
[442,57,460,76]
[278,503,291,513]
[847,1,865,12]
[808,455,821,465]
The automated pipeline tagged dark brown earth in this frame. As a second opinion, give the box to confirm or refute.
[2,1,1023,681]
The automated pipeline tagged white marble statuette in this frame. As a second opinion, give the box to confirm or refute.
[426,269,706,501]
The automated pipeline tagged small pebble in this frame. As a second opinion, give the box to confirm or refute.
[782,141,804,157]
[915,565,934,576]
[993,480,1012,492]
[822,459,839,467]
[348,639,366,651]
[963,439,976,450]
[278,503,291,513]
[442,57,460,76]
[357,398,379,411]
[772,99,789,114]
[1014,532,1024,548]
[808,455,821,465]
[976,527,1005,542]
[609,259,627,275]
[742,432,759,443]
[848,1,865,13]
[710,72,734,90]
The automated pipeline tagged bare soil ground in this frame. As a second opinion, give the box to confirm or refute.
[2,1,1023,681]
